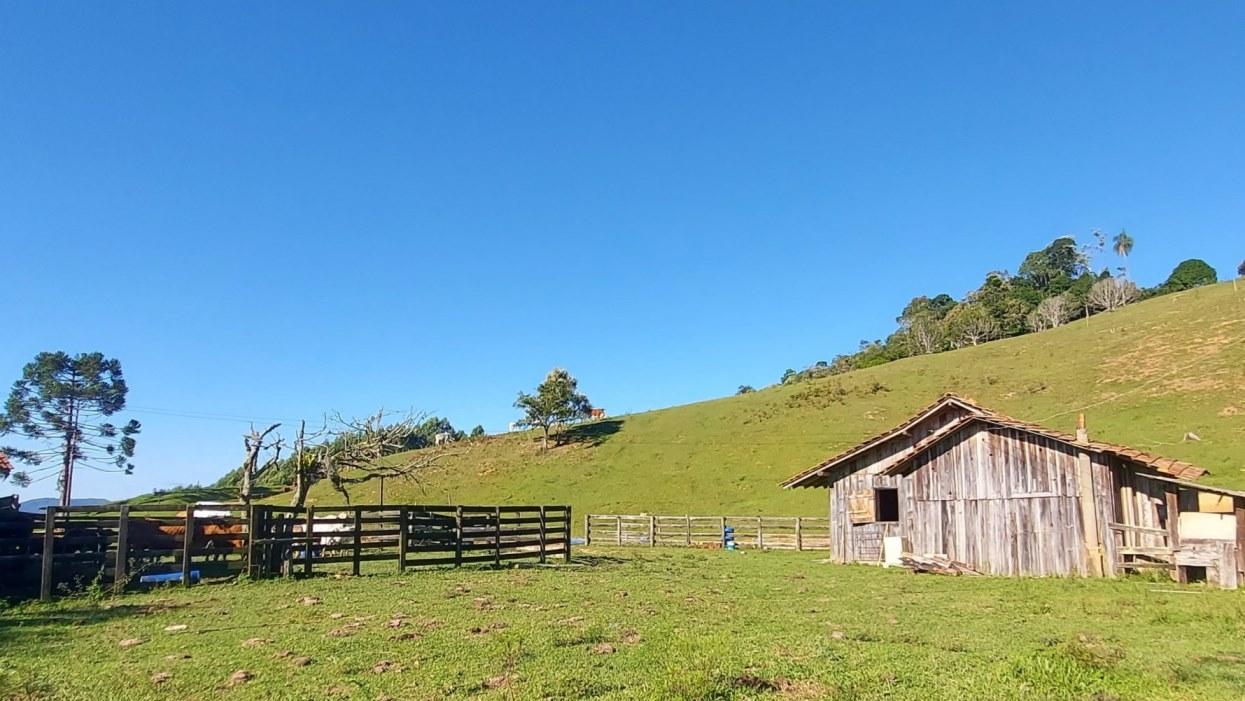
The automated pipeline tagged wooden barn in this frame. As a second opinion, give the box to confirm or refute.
[782,395,1243,587]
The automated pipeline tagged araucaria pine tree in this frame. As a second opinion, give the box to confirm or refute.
[0,352,141,506]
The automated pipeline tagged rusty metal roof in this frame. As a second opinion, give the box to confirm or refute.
[781,394,1208,488]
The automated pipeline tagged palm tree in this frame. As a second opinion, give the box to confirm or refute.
[1112,230,1134,277]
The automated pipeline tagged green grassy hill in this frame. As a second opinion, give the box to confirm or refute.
[289,281,1244,516]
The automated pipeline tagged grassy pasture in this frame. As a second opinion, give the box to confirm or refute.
[3,548,1244,700]
[279,282,1245,517]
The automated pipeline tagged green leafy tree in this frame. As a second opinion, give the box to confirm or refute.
[0,352,141,506]
[967,273,1033,337]
[469,425,486,439]
[736,385,756,395]
[1159,259,1218,293]
[1112,230,1134,277]
[1018,236,1086,292]
[779,368,797,384]
[514,368,592,450]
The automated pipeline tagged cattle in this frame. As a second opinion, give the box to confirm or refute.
[0,505,35,542]
[589,408,607,420]
[434,431,455,446]
[127,517,247,552]
[290,512,352,556]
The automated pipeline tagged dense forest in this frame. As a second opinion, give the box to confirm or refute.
[775,232,1220,386]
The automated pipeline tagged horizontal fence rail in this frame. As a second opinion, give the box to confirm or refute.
[0,502,569,600]
[585,514,830,551]
[248,504,571,578]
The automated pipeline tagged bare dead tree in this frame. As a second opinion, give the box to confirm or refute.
[240,423,281,504]
[1088,277,1140,313]
[288,409,452,507]
[289,419,315,508]
[944,303,999,348]
[1028,294,1072,332]
[904,315,944,355]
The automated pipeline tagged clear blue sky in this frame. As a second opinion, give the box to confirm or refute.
[2,3,1242,501]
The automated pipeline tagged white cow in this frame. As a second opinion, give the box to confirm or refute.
[293,512,352,552]
[190,501,233,518]
[434,431,455,446]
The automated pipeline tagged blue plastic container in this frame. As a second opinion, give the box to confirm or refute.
[138,570,201,584]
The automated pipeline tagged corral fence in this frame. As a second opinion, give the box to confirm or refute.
[0,503,570,601]
[249,504,571,578]
[585,514,830,550]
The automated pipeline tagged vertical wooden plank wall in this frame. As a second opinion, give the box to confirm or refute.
[1236,497,1245,579]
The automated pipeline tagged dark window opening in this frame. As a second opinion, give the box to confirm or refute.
[1183,566,1207,584]
[875,488,899,523]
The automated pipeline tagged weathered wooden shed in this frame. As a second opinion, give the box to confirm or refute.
[782,395,1243,587]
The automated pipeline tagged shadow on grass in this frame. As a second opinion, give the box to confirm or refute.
[555,418,624,448]
[0,601,189,646]
[568,553,630,567]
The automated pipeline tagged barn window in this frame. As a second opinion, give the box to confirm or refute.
[875,488,899,522]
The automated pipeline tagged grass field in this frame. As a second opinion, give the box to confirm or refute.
[3,548,1244,700]
[274,282,1245,518]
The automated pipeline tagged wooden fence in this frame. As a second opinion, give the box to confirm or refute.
[0,503,569,600]
[585,514,830,550]
[248,504,571,578]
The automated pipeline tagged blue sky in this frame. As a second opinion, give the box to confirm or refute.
[2,3,1242,501]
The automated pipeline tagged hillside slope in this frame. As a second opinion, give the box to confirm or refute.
[297,282,1244,516]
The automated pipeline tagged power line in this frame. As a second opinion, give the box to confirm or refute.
[124,406,303,425]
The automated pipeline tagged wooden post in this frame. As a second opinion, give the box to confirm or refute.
[351,508,362,576]
[616,516,622,545]
[1234,497,1245,579]
[40,506,57,602]
[181,507,195,587]
[246,505,257,578]
[454,506,464,567]
[828,484,838,562]
[1166,486,1184,583]
[304,507,315,576]
[397,507,408,570]
[649,515,655,547]
[757,516,764,549]
[719,516,726,545]
[795,517,803,551]
[1074,415,1104,577]
[685,515,691,547]
[114,505,130,594]
[493,506,502,567]
[538,507,547,564]
[584,514,591,546]
[564,506,572,563]
[378,476,385,506]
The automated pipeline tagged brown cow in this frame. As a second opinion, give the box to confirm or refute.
[127,518,246,551]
